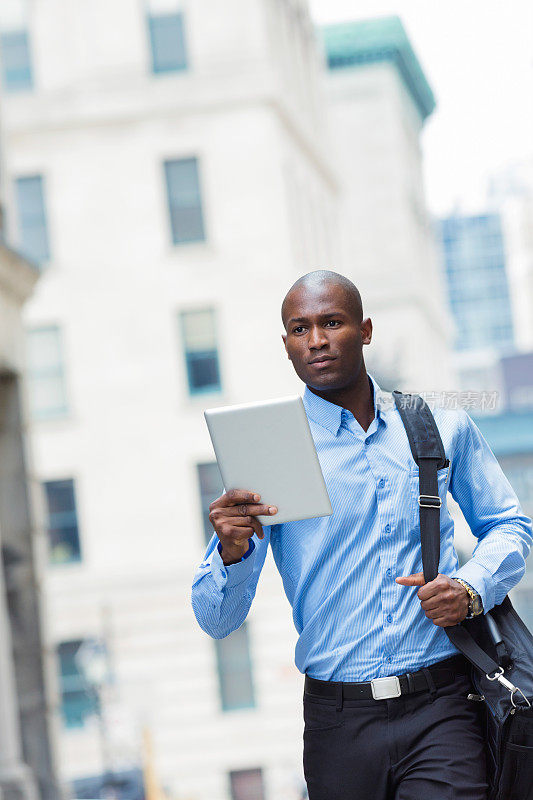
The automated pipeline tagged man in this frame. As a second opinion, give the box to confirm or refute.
[191,270,532,799]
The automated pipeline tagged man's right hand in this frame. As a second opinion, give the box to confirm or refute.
[208,489,278,566]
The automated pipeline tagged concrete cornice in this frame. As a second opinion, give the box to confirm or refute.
[0,243,39,303]
[320,17,436,123]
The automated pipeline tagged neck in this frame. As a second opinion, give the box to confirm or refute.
[307,366,375,432]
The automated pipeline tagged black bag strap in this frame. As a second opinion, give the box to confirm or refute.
[392,390,502,678]
[393,390,446,581]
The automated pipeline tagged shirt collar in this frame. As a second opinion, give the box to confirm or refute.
[302,372,389,436]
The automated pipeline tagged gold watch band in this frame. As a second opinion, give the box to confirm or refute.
[453,578,483,617]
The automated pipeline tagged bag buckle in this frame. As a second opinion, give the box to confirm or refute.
[371,676,401,700]
[418,494,442,508]
[486,667,532,709]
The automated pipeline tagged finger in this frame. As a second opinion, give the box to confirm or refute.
[220,514,260,527]
[233,513,271,542]
[212,489,262,510]
[233,503,278,517]
[420,598,443,612]
[432,616,451,627]
[395,573,425,586]
[424,607,444,620]
[218,515,265,540]
[210,506,277,541]
[416,579,444,601]
[237,515,266,541]
[215,498,278,518]
[225,526,255,545]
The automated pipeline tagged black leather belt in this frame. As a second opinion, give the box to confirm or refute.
[304,654,470,701]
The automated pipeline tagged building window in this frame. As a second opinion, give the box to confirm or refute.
[0,29,33,92]
[197,462,224,544]
[180,308,221,395]
[148,12,187,73]
[164,157,205,244]
[57,640,98,729]
[15,175,50,265]
[44,479,81,565]
[26,326,68,419]
[215,622,255,711]
[229,768,265,800]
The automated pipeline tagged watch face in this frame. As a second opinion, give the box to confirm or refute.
[471,595,483,615]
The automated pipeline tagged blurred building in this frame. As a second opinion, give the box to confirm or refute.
[438,212,517,397]
[437,157,533,397]
[439,213,515,353]
[488,157,533,351]
[0,3,456,800]
[322,17,456,391]
[436,198,533,600]
[435,158,533,602]
[0,234,60,796]
[470,403,533,630]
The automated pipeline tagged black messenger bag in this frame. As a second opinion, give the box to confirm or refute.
[393,389,533,800]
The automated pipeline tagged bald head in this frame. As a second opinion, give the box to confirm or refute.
[281,269,363,329]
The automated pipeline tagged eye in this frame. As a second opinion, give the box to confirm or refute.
[326,320,341,327]
[292,325,305,333]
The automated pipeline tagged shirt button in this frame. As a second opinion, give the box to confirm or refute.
[387,656,393,663]
[384,524,391,534]
[364,438,370,446]
[378,478,385,487]
[220,569,225,577]
[387,614,393,623]
[386,568,392,578]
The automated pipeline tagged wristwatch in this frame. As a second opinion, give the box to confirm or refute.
[453,578,483,619]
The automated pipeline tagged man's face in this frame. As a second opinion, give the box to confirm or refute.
[281,283,372,391]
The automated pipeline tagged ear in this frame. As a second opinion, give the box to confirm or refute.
[361,317,373,346]
[281,333,290,359]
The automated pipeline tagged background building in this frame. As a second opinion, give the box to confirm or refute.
[437,212,516,399]
[0,232,60,799]
[436,171,533,627]
[322,17,456,391]
[488,157,533,352]
[439,213,515,354]
[470,399,533,631]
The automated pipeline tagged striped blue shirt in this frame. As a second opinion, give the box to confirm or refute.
[191,373,532,681]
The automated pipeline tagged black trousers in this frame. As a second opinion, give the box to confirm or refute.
[303,660,488,800]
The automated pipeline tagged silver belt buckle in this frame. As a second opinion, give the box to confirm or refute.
[371,676,401,700]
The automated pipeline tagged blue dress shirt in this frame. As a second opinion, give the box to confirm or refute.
[191,373,532,681]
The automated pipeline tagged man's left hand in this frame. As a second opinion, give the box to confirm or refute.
[395,573,469,627]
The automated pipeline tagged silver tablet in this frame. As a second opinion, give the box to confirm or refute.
[204,395,332,525]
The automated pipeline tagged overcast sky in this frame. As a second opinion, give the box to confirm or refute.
[310,0,533,216]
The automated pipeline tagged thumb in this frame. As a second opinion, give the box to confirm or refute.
[395,572,426,586]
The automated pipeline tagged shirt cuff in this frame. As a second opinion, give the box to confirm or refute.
[210,538,257,590]
[451,560,495,613]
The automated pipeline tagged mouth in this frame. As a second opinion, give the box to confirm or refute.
[309,356,337,368]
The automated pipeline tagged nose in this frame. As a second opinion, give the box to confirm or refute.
[308,325,329,350]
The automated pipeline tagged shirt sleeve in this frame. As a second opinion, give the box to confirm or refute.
[191,526,271,638]
[448,409,533,613]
